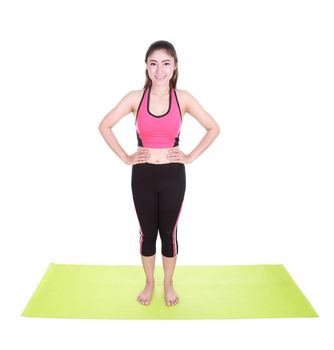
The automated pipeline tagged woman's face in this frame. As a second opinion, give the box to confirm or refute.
[146,49,176,86]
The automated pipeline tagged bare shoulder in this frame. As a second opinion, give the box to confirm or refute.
[174,88,188,99]
[114,89,139,111]
[176,89,220,131]
[174,89,188,117]
[175,89,200,114]
[116,89,145,114]
[133,89,146,99]
[132,88,146,116]
[98,89,141,128]
[127,89,144,110]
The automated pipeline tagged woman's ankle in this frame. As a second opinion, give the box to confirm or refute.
[146,279,155,285]
[164,279,173,286]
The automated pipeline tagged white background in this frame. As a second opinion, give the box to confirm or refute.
[1,0,333,349]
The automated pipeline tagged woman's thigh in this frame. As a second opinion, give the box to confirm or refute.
[158,163,186,230]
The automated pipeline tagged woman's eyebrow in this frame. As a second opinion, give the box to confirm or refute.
[149,59,171,62]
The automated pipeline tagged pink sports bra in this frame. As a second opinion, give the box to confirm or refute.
[135,86,183,148]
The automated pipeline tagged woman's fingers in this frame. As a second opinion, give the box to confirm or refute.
[136,150,150,162]
[167,149,182,161]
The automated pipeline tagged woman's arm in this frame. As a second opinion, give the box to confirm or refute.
[98,91,135,163]
[183,90,220,162]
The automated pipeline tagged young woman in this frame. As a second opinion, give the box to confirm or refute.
[98,40,220,307]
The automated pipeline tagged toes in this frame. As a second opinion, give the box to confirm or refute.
[137,295,151,305]
[167,296,179,306]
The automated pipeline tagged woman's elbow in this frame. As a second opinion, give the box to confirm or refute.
[98,122,109,132]
[210,123,220,135]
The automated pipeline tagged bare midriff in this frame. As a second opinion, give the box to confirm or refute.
[137,146,180,164]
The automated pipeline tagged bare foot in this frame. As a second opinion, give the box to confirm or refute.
[137,281,155,305]
[164,282,179,306]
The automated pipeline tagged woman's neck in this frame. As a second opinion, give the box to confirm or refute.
[150,85,170,96]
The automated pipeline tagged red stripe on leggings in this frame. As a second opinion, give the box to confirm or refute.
[139,226,144,254]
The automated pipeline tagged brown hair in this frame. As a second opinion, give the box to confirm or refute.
[143,40,179,89]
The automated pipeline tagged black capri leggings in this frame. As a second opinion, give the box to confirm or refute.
[131,162,186,257]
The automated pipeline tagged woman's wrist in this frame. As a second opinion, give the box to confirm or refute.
[122,154,130,165]
[187,153,195,163]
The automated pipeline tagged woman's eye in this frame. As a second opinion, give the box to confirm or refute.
[150,62,170,66]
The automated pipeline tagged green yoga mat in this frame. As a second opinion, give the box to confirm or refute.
[21,263,318,319]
